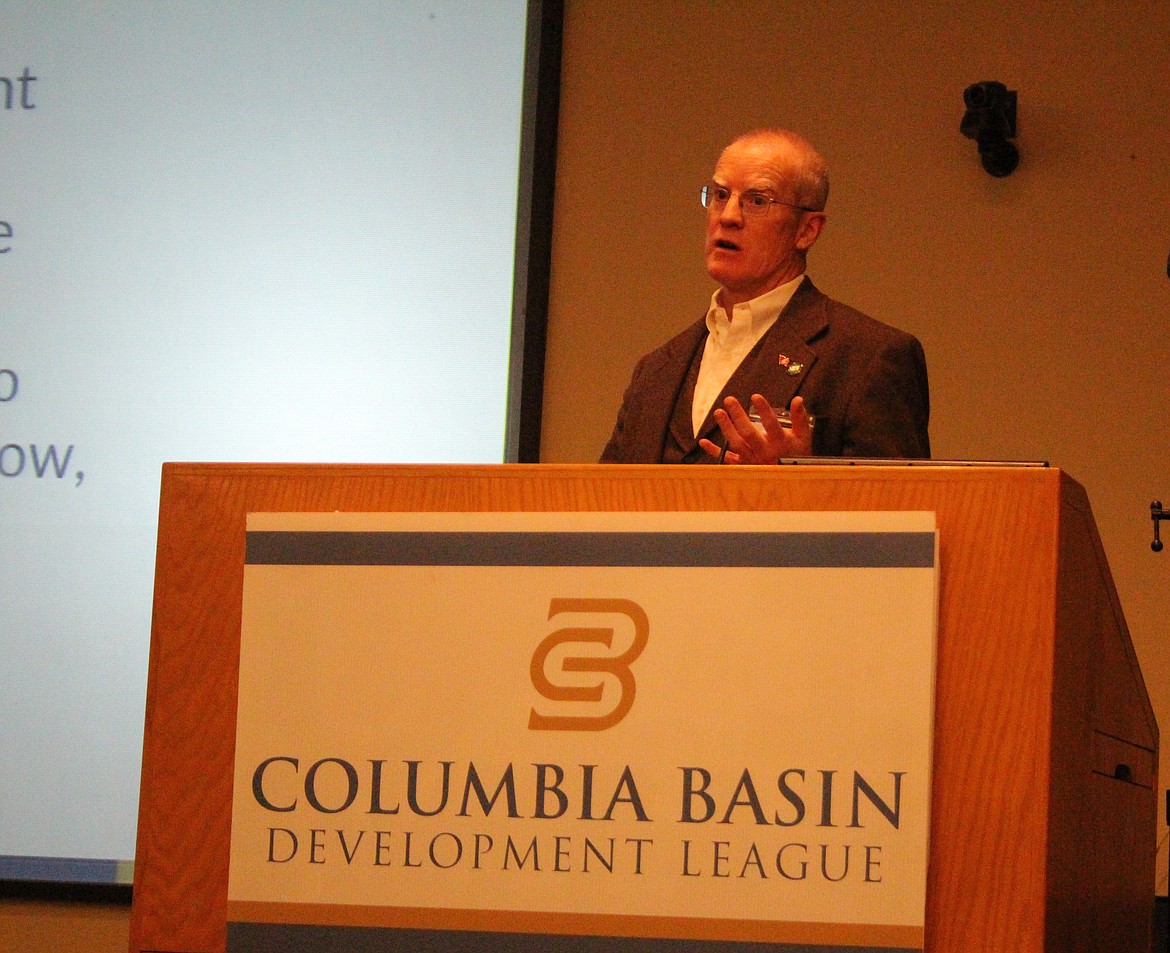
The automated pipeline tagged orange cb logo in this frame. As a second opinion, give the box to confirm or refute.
[528,598,649,731]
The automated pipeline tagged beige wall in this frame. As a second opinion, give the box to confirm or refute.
[6,2,1169,949]
[543,0,1170,889]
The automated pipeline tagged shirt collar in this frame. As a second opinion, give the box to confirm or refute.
[705,273,806,342]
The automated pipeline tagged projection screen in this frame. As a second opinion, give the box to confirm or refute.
[1,0,556,884]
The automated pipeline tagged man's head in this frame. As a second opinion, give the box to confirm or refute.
[703,129,829,308]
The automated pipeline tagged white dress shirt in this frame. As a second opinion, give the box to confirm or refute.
[692,274,804,436]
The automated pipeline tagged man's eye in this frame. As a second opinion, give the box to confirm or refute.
[713,187,732,202]
[745,193,771,208]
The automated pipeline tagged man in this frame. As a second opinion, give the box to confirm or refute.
[600,129,929,464]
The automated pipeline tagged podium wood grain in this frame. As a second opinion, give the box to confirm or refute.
[129,464,1157,953]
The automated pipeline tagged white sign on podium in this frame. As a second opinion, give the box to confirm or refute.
[228,510,938,952]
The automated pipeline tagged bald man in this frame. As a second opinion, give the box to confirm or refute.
[600,129,930,464]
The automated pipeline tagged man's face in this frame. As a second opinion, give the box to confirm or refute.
[704,137,824,307]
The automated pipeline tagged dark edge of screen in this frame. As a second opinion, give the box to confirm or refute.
[506,0,564,463]
[0,879,132,904]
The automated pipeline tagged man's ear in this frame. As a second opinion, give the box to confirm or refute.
[796,211,826,251]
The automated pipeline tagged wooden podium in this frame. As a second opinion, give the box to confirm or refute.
[128,464,1157,953]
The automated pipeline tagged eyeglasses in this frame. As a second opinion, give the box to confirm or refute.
[700,183,818,217]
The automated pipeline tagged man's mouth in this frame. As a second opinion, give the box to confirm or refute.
[714,239,740,251]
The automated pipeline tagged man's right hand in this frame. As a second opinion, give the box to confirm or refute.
[700,394,813,464]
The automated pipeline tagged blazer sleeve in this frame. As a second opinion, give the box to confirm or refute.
[834,330,930,459]
[599,354,648,463]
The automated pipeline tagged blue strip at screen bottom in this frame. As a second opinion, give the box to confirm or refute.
[0,854,132,884]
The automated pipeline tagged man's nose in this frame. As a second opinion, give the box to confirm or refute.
[718,193,745,226]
